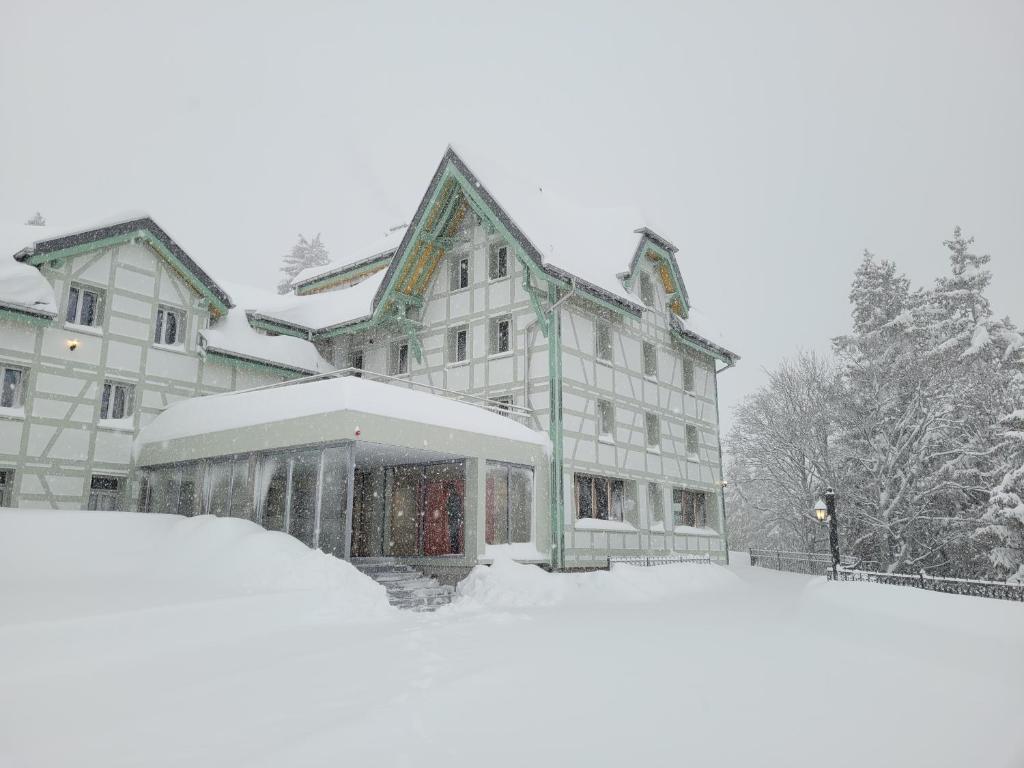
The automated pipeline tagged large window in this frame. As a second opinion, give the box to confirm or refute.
[390,342,410,375]
[645,412,660,449]
[575,473,626,522]
[100,381,135,420]
[686,424,700,460]
[450,255,470,291]
[448,325,469,364]
[154,305,185,346]
[673,488,708,528]
[384,462,464,557]
[0,469,13,507]
[66,283,103,327]
[642,342,657,378]
[647,482,664,529]
[88,475,121,510]
[489,244,509,280]
[1,365,26,409]
[486,462,532,545]
[489,315,511,355]
[595,320,613,363]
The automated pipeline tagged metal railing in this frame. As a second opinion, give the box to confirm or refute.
[828,567,1024,602]
[749,548,857,576]
[198,366,536,427]
[609,554,713,567]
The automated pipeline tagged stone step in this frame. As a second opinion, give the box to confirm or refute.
[352,560,456,612]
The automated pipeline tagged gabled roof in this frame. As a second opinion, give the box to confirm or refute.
[12,215,233,314]
[291,225,406,293]
[671,312,739,364]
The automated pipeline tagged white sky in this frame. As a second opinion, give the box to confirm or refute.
[2,0,1022,433]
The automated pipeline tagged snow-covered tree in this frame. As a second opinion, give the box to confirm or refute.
[25,211,46,226]
[977,407,1024,582]
[277,233,330,294]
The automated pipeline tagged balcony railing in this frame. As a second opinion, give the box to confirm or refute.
[215,366,537,428]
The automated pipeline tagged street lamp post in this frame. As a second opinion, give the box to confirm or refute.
[813,488,841,579]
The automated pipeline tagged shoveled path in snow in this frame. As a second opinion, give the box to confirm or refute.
[1,515,1022,768]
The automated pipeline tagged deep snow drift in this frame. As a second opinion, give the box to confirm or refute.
[1,512,1022,768]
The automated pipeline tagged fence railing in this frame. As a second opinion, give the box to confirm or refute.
[609,554,712,568]
[828,567,1024,602]
[749,548,857,576]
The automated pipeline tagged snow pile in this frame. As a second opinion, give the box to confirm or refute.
[453,553,739,609]
[0,510,391,624]
[201,303,335,374]
[254,266,389,329]
[0,253,57,315]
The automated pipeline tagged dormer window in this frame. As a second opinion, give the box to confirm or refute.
[639,272,655,307]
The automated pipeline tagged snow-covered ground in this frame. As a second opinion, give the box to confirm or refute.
[1,511,1022,768]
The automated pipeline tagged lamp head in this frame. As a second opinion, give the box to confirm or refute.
[814,498,828,523]
[66,338,79,352]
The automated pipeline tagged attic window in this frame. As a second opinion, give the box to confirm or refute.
[450,256,470,291]
[489,244,509,280]
[639,272,655,307]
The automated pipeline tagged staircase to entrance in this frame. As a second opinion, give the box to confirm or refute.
[353,558,457,611]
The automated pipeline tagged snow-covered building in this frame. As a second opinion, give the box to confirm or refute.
[0,217,332,510]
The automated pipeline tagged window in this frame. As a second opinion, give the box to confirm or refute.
[486,461,533,544]
[154,305,185,346]
[647,482,664,528]
[489,244,509,279]
[596,320,613,363]
[0,469,12,507]
[65,283,103,327]
[645,412,660,449]
[349,349,364,376]
[673,488,708,528]
[1,365,26,408]
[597,399,614,439]
[88,475,121,510]
[390,342,410,375]
[686,424,700,460]
[489,315,511,355]
[100,381,135,420]
[683,357,695,392]
[448,325,469,364]
[639,272,655,307]
[450,255,470,291]
[643,342,657,378]
[575,473,626,522]
[492,394,514,414]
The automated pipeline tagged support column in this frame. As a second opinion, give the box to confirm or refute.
[343,445,355,560]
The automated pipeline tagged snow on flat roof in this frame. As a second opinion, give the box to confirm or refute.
[292,225,407,287]
[254,266,389,330]
[137,376,548,450]
[0,253,57,316]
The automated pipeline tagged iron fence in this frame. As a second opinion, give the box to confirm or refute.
[748,548,857,576]
[609,554,712,568]
[828,567,1024,602]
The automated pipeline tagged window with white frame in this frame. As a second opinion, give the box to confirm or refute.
[683,357,695,392]
[154,305,185,346]
[597,399,614,439]
[100,380,135,420]
[1,364,26,409]
[448,325,469,364]
[645,412,660,449]
[647,482,664,528]
[686,424,700,460]
[489,243,509,280]
[595,320,613,363]
[575,473,627,522]
[390,342,410,375]
[672,488,708,528]
[639,272,655,307]
[489,315,512,355]
[88,475,121,511]
[450,255,470,291]
[349,349,364,376]
[0,469,13,507]
[65,283,104,327]
[643,341,657,378]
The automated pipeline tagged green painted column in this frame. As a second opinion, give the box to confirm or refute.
[547,282,565,570]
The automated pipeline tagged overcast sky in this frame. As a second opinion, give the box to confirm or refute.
[2,0,1022,433]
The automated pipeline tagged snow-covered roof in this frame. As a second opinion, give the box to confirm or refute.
[292,225,407,289]
[0,253,57,317]
[201,281,335,374]
[136,376,549,451]
[671,310,738,362]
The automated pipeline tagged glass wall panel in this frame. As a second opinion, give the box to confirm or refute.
[260,454,289,531]
[229,457,255,520]
[206,461,232,517]
[177,464,202,517]
[151,466,181,515]
[387,466,420,556]
[509,467,532,543]
[486,463,509,545]
[423,463,463,555]
[351,469,379,558]
[288,449,320,547]
[318,445,350,557]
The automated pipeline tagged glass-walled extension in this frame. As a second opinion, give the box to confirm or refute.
[138,443,353,557]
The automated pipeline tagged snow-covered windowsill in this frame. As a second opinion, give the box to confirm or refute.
[646,446,661,454]
[0,406,26,421]
[598,434,615,445]
[97,417,135,432]
[488,351,514,361]
[63,321,103,337]
[447,360,469,369]
[480,543,548,563]
[575,518,635,533]
[151,342,190,357]
[673,525,718,537]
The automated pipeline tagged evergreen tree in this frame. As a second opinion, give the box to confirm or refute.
[25,211,46,226]
[977,405,1024,582]
[277,234,330,294]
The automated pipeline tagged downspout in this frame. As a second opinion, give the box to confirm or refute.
[713,358,736,565]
